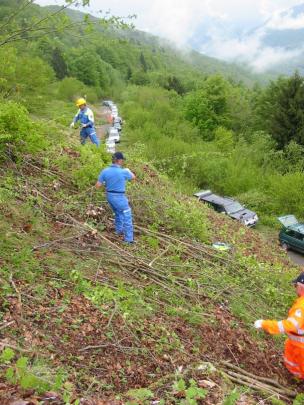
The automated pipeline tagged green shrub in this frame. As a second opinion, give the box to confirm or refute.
[266,172,304,218]
[57,77,98,103]
[71,145,110,189]
[0,101,48,156]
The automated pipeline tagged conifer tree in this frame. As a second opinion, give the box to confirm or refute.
[257,72,304,148]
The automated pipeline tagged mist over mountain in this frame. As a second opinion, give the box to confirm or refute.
[191,2,304,74]
[37,0,304,75]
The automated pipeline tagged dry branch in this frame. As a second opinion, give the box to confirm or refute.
[0,321,15,331]
[220,361,297,400]
[0,341,32,353]
[106,300,118,328]
[221,361,285,390]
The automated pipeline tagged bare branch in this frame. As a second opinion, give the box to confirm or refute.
[0,0,83,47]
[0,1,34,34]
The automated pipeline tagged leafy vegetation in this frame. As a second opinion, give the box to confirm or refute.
[0,1,304,404]
[121,73,304,225]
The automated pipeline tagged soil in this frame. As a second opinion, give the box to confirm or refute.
[1,271,301,404]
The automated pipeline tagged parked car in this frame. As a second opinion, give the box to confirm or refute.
[113,122,122,132]
[194,190,259,227]
[278,215,304,254]
[102,100,113,107]
[108,127,120,143]
[114,117,123,125]
[106,138,116,153]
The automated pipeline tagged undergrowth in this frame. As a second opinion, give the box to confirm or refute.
[0,104,300,404]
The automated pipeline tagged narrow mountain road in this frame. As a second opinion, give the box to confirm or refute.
[94,105,111,141]
[258,225,304,267]
[288,250,304,266]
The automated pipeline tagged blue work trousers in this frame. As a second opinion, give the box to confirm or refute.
[80,127,100,146]
[107,192,133,243]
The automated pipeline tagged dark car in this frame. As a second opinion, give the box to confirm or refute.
[102,100,114,107]
[194,190,259,227]
[278,215,304,254]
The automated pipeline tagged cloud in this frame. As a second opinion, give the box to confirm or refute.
[200,23,304,72]
[195,1,304,72]
[266,9,304,30]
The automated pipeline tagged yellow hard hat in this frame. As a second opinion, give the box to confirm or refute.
[76,98,86,107]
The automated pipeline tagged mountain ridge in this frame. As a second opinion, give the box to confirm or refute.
[43,4,269,85]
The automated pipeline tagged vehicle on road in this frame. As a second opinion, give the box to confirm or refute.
[107,127,120,143]
[278,215,304,254]
[113,122,122,132]
[102,100,114,107]
[106,138,116,153]
[114,117,123,125]
[194,190,259,227]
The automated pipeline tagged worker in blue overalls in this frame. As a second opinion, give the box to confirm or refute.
[70,98,100,146]
[95,152,135,243]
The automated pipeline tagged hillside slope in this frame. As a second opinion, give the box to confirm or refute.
[43,4,266,86]
[1,2,304,403]
[0,104,303,404]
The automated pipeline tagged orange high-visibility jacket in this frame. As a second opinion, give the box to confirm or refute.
[262,296,304,347]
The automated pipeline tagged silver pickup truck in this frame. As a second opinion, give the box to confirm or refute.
[194,190,259,227]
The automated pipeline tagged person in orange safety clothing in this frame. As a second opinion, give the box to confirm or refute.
[254,272,304,379]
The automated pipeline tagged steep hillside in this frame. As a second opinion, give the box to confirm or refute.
[0,104,303,404]
[2,2,304,403]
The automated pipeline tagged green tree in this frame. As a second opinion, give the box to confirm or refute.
[51,47,68,80]
[0,0,91,48]
[131,70,150,85]
[256,72,304,148]
[164,75,185,95]
[184,74,232,140]
[139,52,148,72]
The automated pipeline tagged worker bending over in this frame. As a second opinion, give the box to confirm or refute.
[95,152,135,243]
[70,98,100,146]
[255,272,304,379]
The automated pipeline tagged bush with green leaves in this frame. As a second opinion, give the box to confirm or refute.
[0,101,48,156]
[57,77,98,103]
[71,145,111,189]
[0,348,67,396]
[173,378,207,405]
[222,389,240,405]
[126,387,154,404]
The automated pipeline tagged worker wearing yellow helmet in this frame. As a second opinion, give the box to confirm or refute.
[70,98,100,146]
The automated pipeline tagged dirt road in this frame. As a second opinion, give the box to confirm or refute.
[94,105,111,141]
[288,250,304,266]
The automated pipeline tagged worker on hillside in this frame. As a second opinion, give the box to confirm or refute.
[254,272,304,379]
[70,98,100,146]
[95,152,135,244]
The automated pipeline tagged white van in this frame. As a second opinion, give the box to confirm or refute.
[106,138,116,153]
[108,127,120,143]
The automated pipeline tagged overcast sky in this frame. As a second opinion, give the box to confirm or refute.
[36,0,304,71]
[36,0,303,36]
